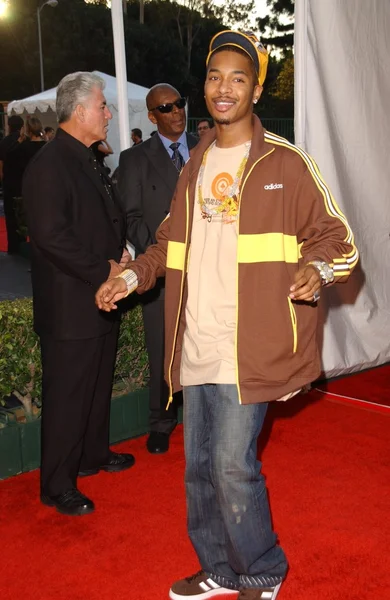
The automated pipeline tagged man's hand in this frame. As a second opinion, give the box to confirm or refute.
[96,277,128,312]
[119,248,131,269]
[289,265,322,302]
[108,259,122,279]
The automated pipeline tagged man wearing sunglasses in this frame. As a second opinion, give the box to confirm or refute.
[117,84,198,455]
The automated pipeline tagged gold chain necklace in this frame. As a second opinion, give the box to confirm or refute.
[197,141,251,223]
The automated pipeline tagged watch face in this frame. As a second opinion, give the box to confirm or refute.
[310,261,334,284]
[321,264,334,283]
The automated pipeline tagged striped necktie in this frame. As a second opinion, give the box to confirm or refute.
[170,142,185,171]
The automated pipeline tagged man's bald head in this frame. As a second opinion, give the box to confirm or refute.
[146,83,186,142]
[146,84,181,111]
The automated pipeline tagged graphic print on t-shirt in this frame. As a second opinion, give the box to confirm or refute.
[212,172,234,199]
[202,171,238,223]
[198,141,250,224]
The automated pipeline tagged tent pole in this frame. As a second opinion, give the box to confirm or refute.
[111,0,130,152]
[294,0,308,150]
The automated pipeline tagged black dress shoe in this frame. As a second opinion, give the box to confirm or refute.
[146,431,170,454]
[78,452,135,477]
[40,488,95,516]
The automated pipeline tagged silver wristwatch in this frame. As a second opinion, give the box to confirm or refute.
[308,261,334,285]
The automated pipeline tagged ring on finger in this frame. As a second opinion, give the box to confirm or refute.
[313,290,320,302]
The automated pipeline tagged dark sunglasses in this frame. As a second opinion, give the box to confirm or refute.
[150,97,186,114]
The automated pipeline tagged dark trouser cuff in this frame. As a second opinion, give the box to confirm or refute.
[239,575,283,588]
[206,572,240,590]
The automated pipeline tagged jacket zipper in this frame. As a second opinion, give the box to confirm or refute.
[235,149,275,404]
[287,297,298,354]
[166,185,190,408]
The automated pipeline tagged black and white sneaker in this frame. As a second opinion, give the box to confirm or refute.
[169,570,238,599]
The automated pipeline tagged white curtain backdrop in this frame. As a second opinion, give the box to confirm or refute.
[294,0,390,377]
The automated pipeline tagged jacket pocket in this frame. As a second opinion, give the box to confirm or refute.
[287,297,298,354]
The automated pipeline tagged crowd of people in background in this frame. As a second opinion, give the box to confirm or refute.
[0,115,48,254]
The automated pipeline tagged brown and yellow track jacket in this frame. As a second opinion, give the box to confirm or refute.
[130,116,359,405]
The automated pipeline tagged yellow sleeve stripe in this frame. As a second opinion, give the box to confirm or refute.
[166,240,186,271]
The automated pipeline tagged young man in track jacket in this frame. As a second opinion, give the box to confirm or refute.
[95,31,358,600]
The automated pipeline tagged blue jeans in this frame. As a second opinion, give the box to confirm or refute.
[183,384,288,589]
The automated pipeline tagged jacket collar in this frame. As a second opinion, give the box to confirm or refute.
[55,127,92,162]
[184,115,274,237]
[188,114,273,181]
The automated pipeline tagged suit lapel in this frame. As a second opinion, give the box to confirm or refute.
[80,161,121,238]
[143,134,178,195]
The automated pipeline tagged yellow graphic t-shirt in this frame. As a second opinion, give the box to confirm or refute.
[181,141,249,386]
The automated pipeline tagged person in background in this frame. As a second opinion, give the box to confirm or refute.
[0,115,24,181]
[131,128,143,146]
[44,126,55,142]
[0,115,24,253]
[197,118,212,138]
[23,72,134,517]
[7,116,47,198]
[96,30,358,600]
[117,83,198,454]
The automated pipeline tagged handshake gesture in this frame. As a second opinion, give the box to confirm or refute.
[96,257,323,313]
[96,248,132,312]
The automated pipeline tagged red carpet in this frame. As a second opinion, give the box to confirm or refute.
[317,363,390,412]
[1,390,389,599]
[0,216,7,252]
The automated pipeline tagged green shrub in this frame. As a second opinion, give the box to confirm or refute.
[0,297,149,422]
[114,298,150,394]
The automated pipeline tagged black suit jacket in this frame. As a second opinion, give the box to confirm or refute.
[117,132,198,254]
[23,128,126,340]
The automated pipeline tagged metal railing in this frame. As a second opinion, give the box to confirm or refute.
[188,117,294,143]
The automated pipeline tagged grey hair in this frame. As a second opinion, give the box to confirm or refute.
[56,72,105,123]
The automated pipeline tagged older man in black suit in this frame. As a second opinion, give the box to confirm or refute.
[23,72,135,516]
[118,84,198,454]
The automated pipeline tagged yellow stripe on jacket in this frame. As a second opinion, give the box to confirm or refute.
[238,233,299,264]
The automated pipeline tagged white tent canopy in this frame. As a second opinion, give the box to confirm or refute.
[294,0,390,378]
[7,71,154,170]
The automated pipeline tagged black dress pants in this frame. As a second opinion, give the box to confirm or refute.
[39,323,119,496]
[141,284,178,435]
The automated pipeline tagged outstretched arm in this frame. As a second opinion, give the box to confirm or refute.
[95,209,171,311]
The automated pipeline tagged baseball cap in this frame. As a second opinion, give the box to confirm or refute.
[206,30,269,86]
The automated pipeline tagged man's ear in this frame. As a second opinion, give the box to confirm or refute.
[148,111,157,126]
[252,85,263,105]
[75,104,86,123]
